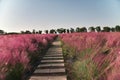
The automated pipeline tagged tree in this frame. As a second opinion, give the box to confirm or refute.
[88,26,95,32]
[115,25,120,32]
[96,26,101,32]
[25,30,31,34]
[7,32,19,34]
[36,31,39,34]
[111,27,115,32]
[103,26,111,32]
[80,27,87,32]
[76,27,81,32]
[0,30,4,34]
[63,29,66,33]
[50,29,56,34]
[57,28,66,34]
[21,31,25,34]
[57,28,62,34]
[32,29,36,34]
[66,29,70,33]
[38,30,42,34]
[70,28,75,33]
[45,30,48,34]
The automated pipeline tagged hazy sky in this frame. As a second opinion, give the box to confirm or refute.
[0,0,120,32]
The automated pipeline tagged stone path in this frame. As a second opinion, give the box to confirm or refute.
[29,40,67,80]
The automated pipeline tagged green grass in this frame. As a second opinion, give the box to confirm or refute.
[72,59,98,80]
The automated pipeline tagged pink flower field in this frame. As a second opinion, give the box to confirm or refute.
[1,32,120,80]
[60,32,120,80]
[0,34,57,80]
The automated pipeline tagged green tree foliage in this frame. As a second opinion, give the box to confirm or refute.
[57,28,66,33]
[50,29,56,34]
[67,29,70,33]
[115,25,120,32]
[0,30,4,34]
[32,29,36,34]
[103,27,111,32]
[38,30,42,34]
[80,27,87,32]
[44,30,49,34]
[96,26,101,32]
[89,26,95,32]
[25,30,31,34]
[76,27,81,32]
[70,28,75,33]
[111,27,115,32]
[21,31,25,34]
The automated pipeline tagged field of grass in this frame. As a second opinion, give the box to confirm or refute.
[60,32,120,80]
[0,34,57,80]
[1,32,120,80]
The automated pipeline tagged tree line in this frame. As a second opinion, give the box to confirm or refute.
[0,25,120,34]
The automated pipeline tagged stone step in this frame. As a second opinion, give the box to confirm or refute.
[38,63,65,68]
[30,76,67,80]
[33,68,66,76]
[34,69,49,74]
[29,40,67,80]
[45,53,62,56]
[45,52,62,54]
[43,56,63,59]
[46,52,62,54]
[44,54,63,57]
[49,76,67,80]
[49,68,66,73]
[37,66,65,69]
[41,60,64,63]
[29,76,67,80]
[42,58,63,60]
[46,49,62,51]
[29,76,49,80]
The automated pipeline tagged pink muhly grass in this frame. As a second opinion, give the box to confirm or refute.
[106,50,120,80]
[60,32,120,80]
[0,34,56,80]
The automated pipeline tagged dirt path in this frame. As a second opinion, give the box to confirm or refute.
[29,40,67,80]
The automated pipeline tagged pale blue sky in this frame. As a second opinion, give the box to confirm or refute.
[0,0,120,32]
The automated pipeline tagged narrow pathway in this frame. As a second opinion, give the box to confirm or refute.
[29,40,67,80]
